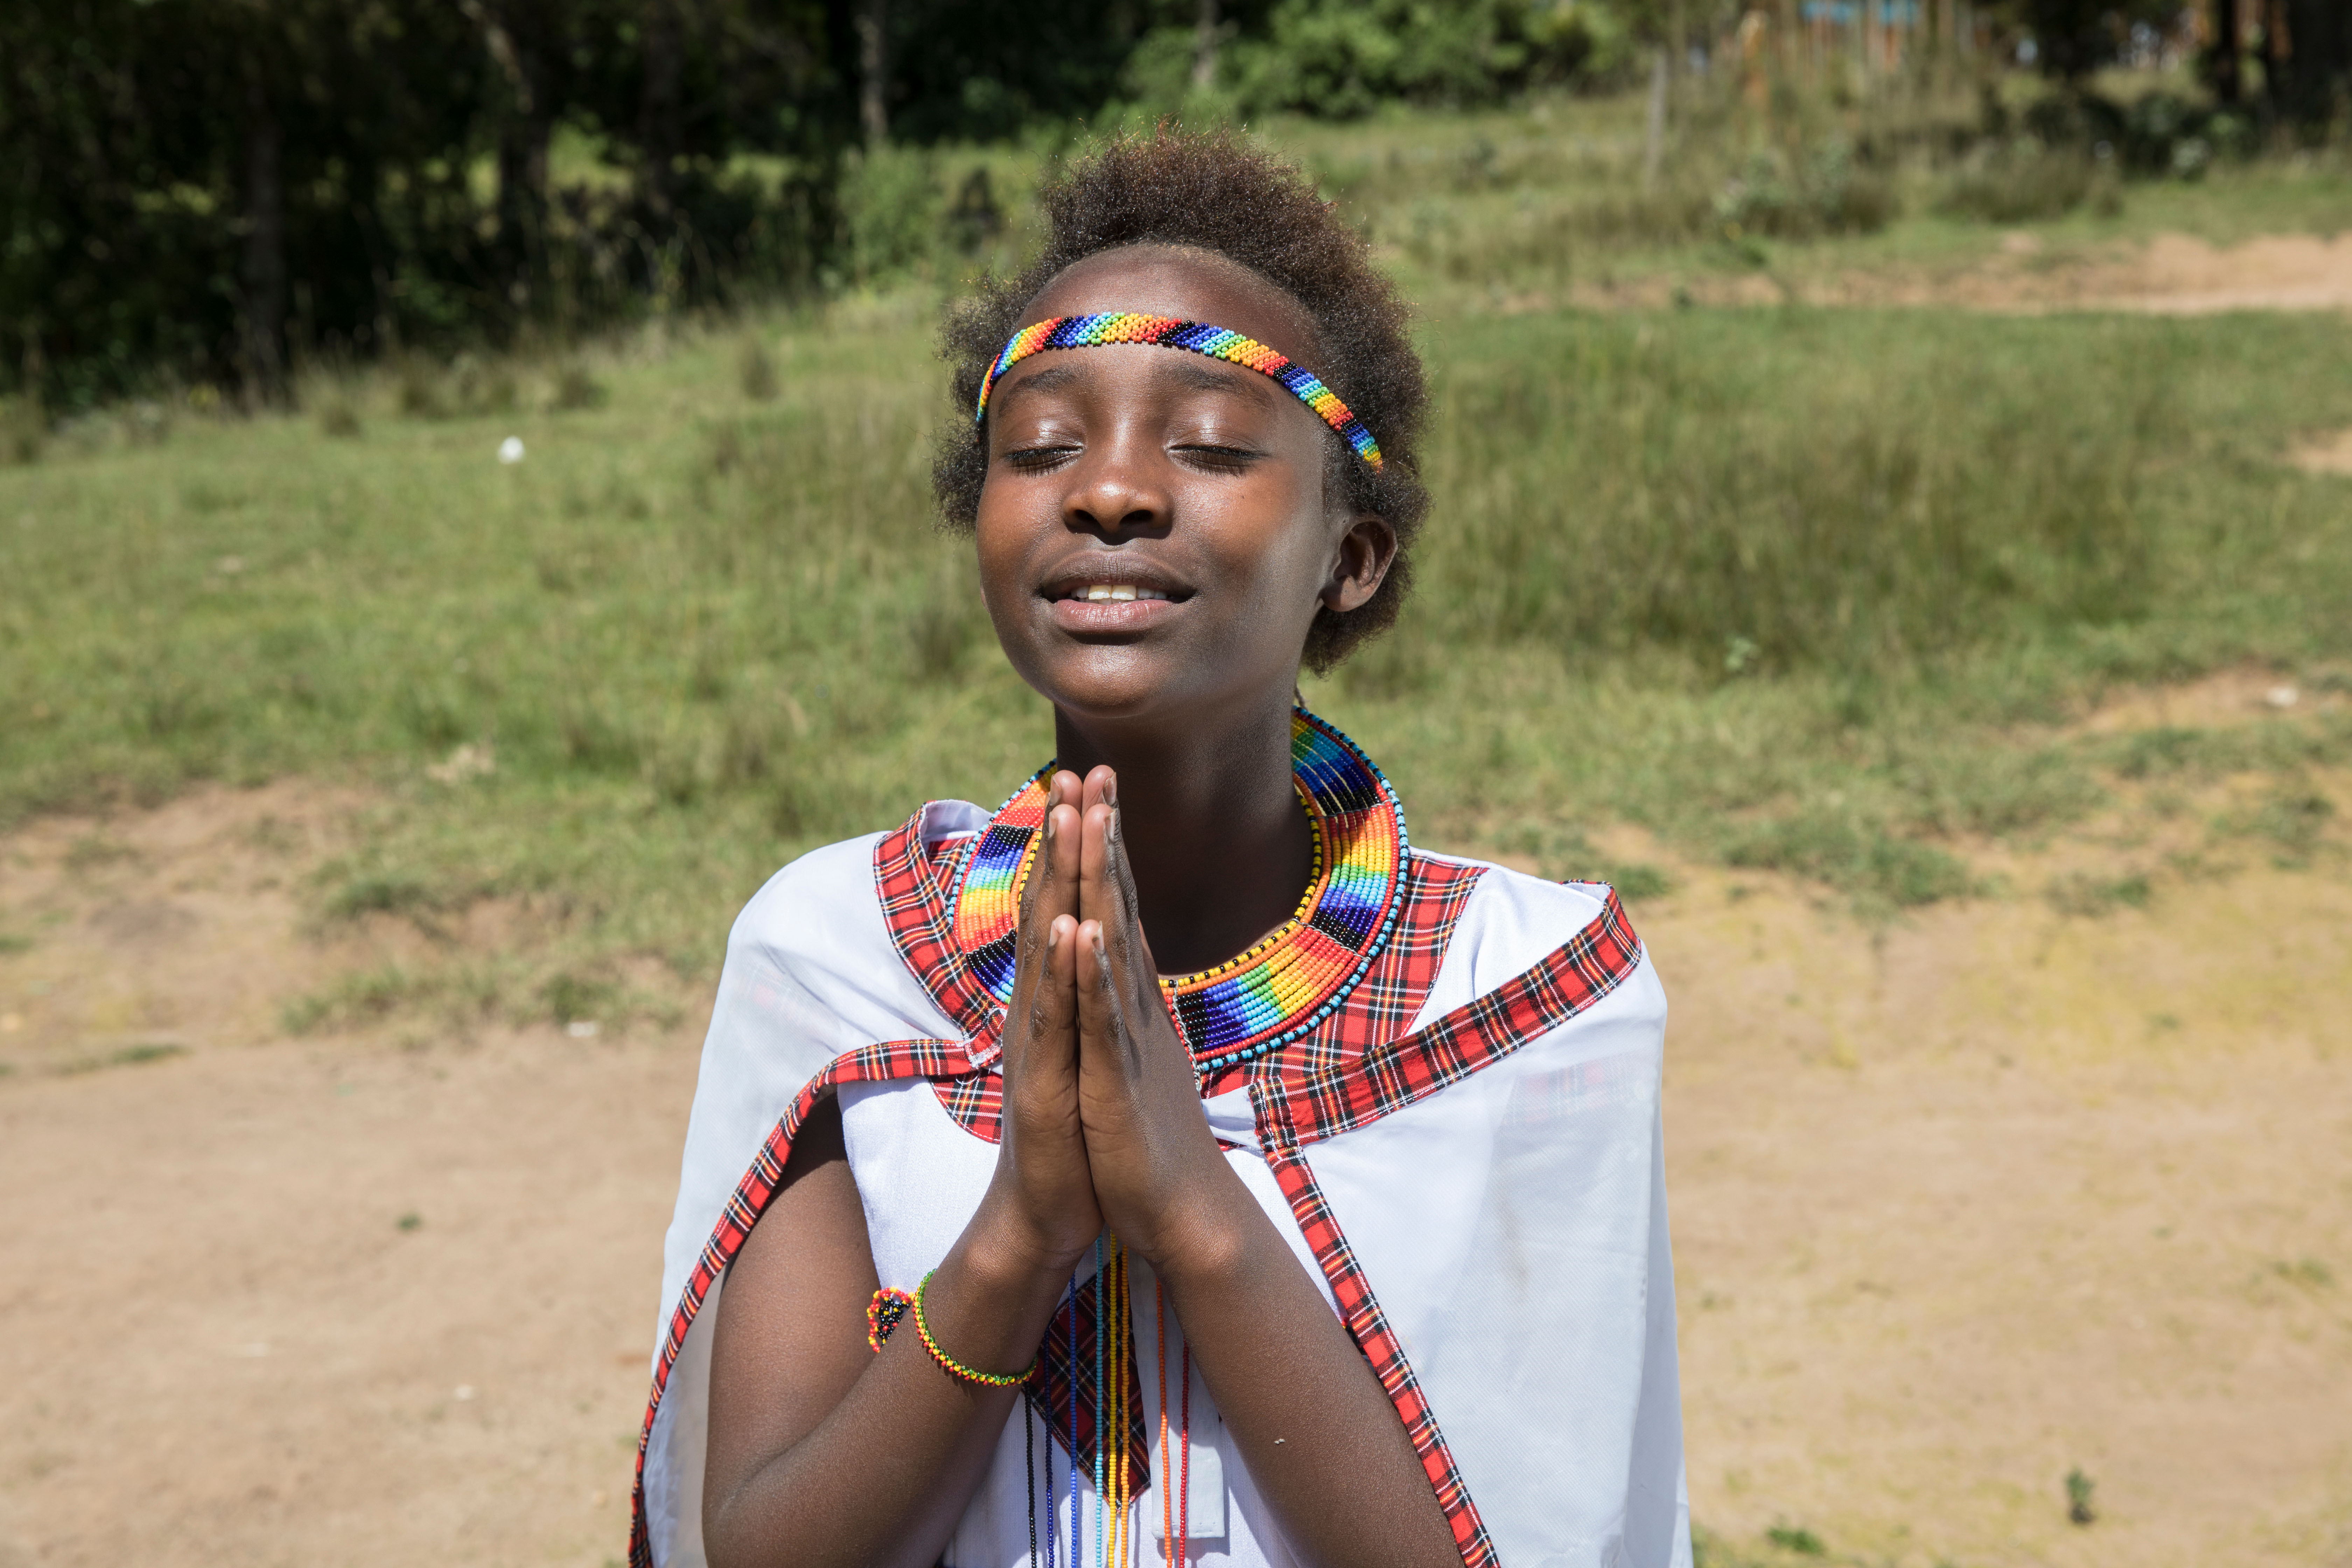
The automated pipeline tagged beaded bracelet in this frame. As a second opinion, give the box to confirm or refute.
[910,1269,1037,1387]
[867,1286,912,1353]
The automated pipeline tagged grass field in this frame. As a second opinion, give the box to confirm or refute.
[5,88,2352,1032]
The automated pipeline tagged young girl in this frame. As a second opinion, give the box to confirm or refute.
[632,130,1686,1568]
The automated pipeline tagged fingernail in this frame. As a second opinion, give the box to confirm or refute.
[1047,923,1060,951]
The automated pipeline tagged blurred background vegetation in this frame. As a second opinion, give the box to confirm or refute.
[2,0,2349,1033]
[5,0,2348,410]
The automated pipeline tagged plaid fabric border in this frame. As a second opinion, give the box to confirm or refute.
[875,809,1004,1042]
[1024,1266,1152,1496]
[1236,876,1643,1566]
[627,1035,978,1568]
[1259,883,1644,1149]
[931,1072,1003,1141]
[1260,1138,1496,1568]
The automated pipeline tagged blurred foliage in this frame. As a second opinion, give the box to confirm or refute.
[1,0,840,411]
[7,0,2348,419]
[1196,0,1614,120]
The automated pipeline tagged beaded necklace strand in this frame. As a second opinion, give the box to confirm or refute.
[1092,1236,1106,1565]
[1008,1246,1193,1568]
[1054,1288,1072,1568]
[1156,1280,1174,1556]
[1068,1266,1082,1568]
[1107,1238,1130,1566]
[1177,1340,1191,1560]
[1120,1246,1135,1563]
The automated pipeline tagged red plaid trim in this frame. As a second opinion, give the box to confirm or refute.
[931,1072,1003,1142]
[1242,881,1644,1566]
[1259,882,1644,1148]
[626,1036,977,1568]
[1260,1139,1496,1568]
[1025,1267,1152,1496]
[875,809,1003,1041]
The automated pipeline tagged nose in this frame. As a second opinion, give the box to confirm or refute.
[1062,438,1170,537]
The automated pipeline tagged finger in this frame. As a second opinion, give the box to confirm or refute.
[1008,777,1081,1064]
[1016,914,1082,1095]
[1081,764,1115,818]
[1088,798,1166,1025]
[1076,794,1112,932]
[1073,917,1132,1071]
[1015,778,1081,975]
[1097,794,1151,967]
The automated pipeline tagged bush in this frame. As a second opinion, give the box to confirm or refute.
[0,396,43,465]
[1938,140,2104,222]
[838,147,945,283]
[1220,0,1604,119]
[1714,140,1897,239]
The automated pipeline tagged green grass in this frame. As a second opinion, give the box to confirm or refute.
[4,96,2351,1011]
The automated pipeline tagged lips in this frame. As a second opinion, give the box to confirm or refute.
[1040,559,1191,634]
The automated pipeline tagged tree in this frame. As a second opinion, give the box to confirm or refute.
[2272,0,2352,125]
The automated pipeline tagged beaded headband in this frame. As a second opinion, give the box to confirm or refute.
[974,312,1384,471]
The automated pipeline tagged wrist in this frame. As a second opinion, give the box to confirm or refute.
[968,1179,1097,1287]
[1136,1164,1257,1291]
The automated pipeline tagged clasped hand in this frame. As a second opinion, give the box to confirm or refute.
[986,767,1233,1280]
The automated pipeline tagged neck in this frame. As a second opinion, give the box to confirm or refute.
[1051,686,1313,977]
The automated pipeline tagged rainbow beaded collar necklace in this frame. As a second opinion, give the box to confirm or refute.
[950,709,1408,1073]
[974,313,1385,471]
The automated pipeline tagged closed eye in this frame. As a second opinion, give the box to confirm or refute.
[1001,442,1081,471]
[1172,442,1260,471]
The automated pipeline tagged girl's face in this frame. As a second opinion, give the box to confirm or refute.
[974,245,1394,728]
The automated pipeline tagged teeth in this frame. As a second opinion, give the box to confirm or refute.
[1081,585,1165,602]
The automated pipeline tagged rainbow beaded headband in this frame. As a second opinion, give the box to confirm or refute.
[974,312,1384,471]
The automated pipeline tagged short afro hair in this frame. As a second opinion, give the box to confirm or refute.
[933,127,1429,674]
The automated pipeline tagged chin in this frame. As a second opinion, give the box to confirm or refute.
[1030,657,1184,723]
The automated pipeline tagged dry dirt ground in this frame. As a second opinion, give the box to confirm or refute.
[1567,229,2352,318]
[4,672,2348,1568]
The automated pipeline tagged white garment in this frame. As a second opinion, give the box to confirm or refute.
[638,809,1689,1568]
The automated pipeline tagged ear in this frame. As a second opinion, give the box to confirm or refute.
[1321,513,1398,615]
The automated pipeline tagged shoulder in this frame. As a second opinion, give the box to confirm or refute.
[726,799,991,971]
[1411,848,1619,968]
[1406,850,1664,1030]
[727,830,895,966]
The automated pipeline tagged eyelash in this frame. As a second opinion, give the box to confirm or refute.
[1175,443,1256,471]
[999,442,1258,472]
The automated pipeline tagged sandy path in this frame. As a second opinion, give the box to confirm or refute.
[1564,230,2352,318]
[2,775,2348,1567]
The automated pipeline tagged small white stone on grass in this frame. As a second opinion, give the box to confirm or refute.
[2266,685,2300,710]
[497,436,525,464]
[566,1020,601,1039]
